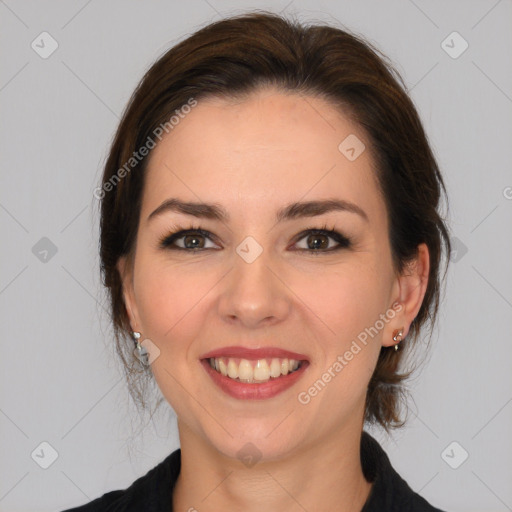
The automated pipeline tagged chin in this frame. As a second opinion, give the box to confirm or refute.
[187,412,301,463]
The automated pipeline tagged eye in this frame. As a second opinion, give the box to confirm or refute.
[159,227,220,251]
[292,226,352,253]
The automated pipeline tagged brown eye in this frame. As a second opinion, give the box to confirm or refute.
[182,233,206,249]
[159,229,219,251]
[293,229,351,253]
[305,233,330,250]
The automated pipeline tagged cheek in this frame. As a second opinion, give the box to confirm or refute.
[292,260,391,398]
[133,255,219,353]
[287,263,390,426]
[132,258,217,412]
[294,260,390,342]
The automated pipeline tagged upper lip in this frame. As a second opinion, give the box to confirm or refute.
[200,346,309,361]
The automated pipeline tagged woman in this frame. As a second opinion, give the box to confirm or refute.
[64,11,450,512]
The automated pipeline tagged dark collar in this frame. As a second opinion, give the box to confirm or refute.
[360,431,444,511]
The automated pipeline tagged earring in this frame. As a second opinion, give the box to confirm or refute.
[392,328,404,351]
[132,331,149,365]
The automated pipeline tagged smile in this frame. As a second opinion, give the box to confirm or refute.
[200,357,310,400]
[207,356,304,383]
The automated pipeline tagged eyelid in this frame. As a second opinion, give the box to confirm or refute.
[158,226,220,251]
[291,224,352,252]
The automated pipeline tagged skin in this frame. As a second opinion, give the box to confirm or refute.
[118,88,430,512]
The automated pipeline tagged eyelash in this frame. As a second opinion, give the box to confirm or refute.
[158,223,352,254]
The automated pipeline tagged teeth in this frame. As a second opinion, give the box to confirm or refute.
[227,359,238,379]
[238,359,253,382]
[253,359,269,381]
[208,357,303,383]
[270,358,281,378]
[281,358,289,376]
[218,359,228,376]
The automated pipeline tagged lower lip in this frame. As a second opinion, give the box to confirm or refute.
[201,359,310,400]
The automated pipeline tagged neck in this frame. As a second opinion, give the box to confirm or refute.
[172,421,372,512]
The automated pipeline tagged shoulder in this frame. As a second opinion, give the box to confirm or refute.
[60,489,126,512]
[59,448,181,512]
[360,431,447,512]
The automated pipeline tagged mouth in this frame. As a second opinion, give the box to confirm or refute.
[203,356,307,383]
[199,346,310,400]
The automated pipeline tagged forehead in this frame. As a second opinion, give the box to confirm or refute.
[142,89,386,226]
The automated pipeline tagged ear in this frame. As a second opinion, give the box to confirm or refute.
[117,255,141,333]
[382,243,430,347]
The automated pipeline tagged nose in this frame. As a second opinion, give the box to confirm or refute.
[217,247,291,329]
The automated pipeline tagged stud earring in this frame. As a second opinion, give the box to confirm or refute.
[392,328,404,351]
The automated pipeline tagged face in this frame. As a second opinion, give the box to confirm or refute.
[118,89,426,461]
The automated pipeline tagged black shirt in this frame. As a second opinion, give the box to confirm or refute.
[61,431,446,511]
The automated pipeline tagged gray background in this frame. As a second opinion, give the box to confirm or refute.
[1,1,511,511]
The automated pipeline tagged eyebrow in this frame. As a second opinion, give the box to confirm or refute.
[147,198,369,224]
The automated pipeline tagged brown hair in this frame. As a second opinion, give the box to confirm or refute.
[98,11,451,430]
